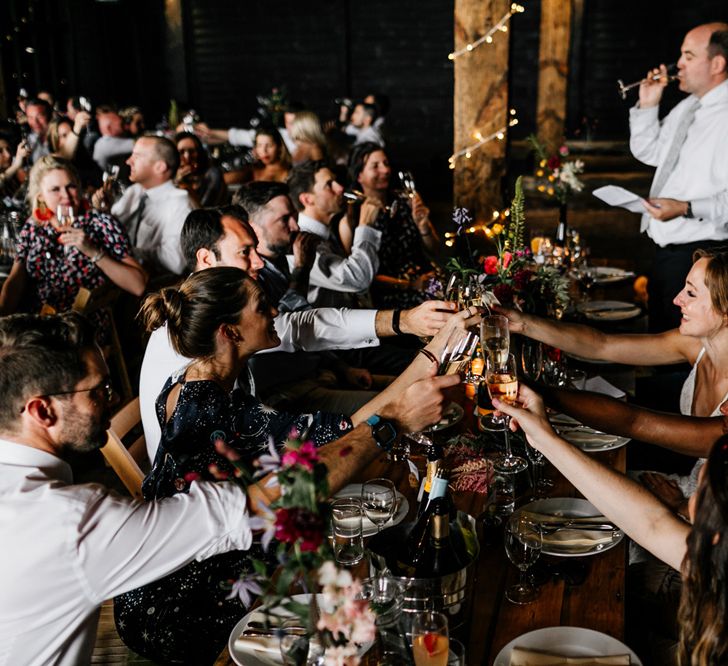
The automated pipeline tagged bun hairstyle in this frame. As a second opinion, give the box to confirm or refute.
[139,267,253,359]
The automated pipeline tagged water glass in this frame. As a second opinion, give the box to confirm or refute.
[357,576,406,656]
[504,513,543,605]
[569,369,587,390]
[411,611,449,666]
[279,618,323,666]
[361,478,396,532]
[331,498,364,565]
[447,638,467,666]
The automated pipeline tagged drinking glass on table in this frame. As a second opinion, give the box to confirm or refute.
[525,442,553,499]
[331,498,364,564]
[411,611,449,666]
[485,353,528,473]
[520,339,543,382]
[504,512,543,604]
[361,478,396,533]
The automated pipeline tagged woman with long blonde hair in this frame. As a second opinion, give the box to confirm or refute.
[289,110,327,163]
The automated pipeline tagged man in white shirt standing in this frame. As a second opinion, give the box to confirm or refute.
[630,23,728,331]
[91,110,135,171]
[344,101,385,147]
[287,160,381,308]
[100,135,192,275]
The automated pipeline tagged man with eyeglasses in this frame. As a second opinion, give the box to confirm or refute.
[0,312,255,665]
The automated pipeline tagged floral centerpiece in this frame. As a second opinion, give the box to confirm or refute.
[212,434,376,665]
[526,134,585,204]
[451,176,569,315]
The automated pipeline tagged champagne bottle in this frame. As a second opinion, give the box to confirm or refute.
[417,441,444,516]
[414,500,465,577]
[398,474,449,575]
[554,203,568,248]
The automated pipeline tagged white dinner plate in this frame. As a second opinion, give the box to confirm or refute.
[493,626,642,665]
[592,266,635,285]
[577,300,642,321]
[520,498,624,557]
[229,594,374,666]
[431,401,464,431]
[334,483,409,537]
[550,414,630,452]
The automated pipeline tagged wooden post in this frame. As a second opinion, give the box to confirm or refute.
[536,0,573,151]
[163,0,188,103]
[453,0,510,217]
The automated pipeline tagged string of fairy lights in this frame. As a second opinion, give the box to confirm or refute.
[447,3,526,168]
[448,3,525,60]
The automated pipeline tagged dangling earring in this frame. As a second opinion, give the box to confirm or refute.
[34,198,52,222]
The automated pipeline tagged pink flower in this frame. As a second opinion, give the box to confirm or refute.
[183,471,201,483]
[501,251,513,269]
[483,255,499,275]
[281,440,319,471]
[559,145,569,156]
[214,438,241,461]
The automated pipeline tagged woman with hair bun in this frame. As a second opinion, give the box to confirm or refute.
[116,265,472,663]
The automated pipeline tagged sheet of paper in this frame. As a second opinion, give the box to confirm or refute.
[592,185,647,214]
[585,376,626,400]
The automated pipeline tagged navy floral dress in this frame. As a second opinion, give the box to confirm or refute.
[371,196,431,309]
[15,211,131,341]
[114,375,352,665]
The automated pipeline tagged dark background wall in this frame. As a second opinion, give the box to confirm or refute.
[1,0,726,189]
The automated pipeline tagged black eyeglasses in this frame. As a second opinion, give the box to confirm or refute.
[20,379,115,414]
[50,379,114,403]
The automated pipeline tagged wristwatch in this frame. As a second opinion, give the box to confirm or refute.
[685,201,694,219]
[365,414,397,452]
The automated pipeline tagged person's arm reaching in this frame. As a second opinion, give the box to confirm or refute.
[494,384,690,571]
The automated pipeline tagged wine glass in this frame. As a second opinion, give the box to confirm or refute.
[398,169,416,199]
[479,315,510,432]
[525,443,553,499]
[411,611,449,666]
[361,478,396,533]
[504,512,543,604]
[485,353,528,474]
[520,339,543,382]
[55,204,75,255]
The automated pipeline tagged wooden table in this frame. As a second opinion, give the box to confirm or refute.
[217,440,626,665]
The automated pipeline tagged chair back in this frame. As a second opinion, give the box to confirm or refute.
[101,397,147,500]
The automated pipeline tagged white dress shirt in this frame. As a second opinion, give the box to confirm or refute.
[0,438,251,666]
[344,124,385,147]
[295,212,381,308]
[111,181,192,274]
[629,80,728,247]
[140,309,379,461]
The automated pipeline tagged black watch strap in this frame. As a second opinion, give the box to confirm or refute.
[365,414,397,452]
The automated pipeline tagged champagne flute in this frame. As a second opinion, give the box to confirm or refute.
[411,611,449,666]
[361,478,396,533]
[485,353,528,474]
[55,204,75,255]
[520,339,543,382]
[504,512,543,604]
[398,169,416,199]
[479,315,510,432]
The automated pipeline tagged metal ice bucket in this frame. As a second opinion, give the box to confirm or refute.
[366,511,480,638]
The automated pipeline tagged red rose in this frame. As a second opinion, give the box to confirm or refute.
[513,269,533,291]
[493,283,514,304]
[547,156,561,170]
[274,507,325,552]
[483,255,499,275]
[502,251,513,269]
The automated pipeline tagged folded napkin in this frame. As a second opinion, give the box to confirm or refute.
[584,377,626,400]
[560,430,620,448]
[234,633,281,656]
[510,646,631,665]
[542,529,617,552]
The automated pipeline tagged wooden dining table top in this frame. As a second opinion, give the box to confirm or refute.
[216,430,627,666]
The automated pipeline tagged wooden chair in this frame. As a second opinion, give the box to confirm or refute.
[72,285,134,401]
[100,397,147,500]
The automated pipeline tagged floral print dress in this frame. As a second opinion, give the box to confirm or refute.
[371,196,431,309]
[114,374,352,665]
[15,211,131,341]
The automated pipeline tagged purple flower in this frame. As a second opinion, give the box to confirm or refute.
[249,500,278,551]
[255,436,282,477]
[227,573,264,607]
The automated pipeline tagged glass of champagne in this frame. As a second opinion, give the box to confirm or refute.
[411,611,449,666]
[361,478,396,533]
[504,512,543,604]
[485,353,528,474]
[55,204,75,255]
[520,339,543,382]
[479,315,510,431]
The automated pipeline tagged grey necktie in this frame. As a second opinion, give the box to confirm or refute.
[650,98,700,198]
[127,193,148,246]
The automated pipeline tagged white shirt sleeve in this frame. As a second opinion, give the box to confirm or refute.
[629,103,674,167]
[267,308,379,354]
[309,226,381,293]
[227,128,255,147]
[75,481,252,603]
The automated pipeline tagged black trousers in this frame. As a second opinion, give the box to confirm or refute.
[648,239,728,333]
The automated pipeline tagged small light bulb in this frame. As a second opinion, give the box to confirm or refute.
[496,132,504,140]
[492,210,500,219]
[500,25,508,32]
[466,44,474,51]
[448,53,455,61]
[485,35,493,44]
[465,152,472,159]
